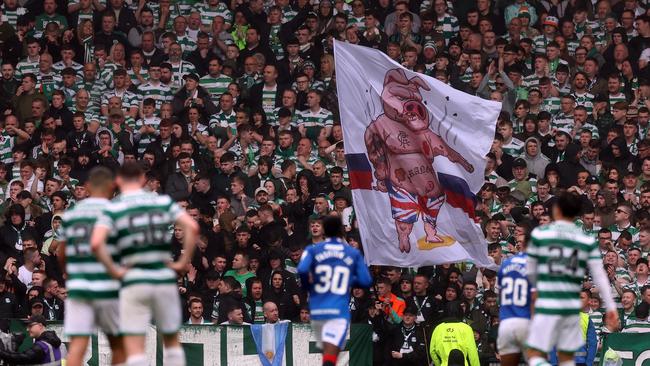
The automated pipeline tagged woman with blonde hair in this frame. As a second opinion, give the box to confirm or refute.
[319,54,335,88]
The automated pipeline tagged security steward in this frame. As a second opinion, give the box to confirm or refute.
[0,315,63,365]
[429,301,480,366]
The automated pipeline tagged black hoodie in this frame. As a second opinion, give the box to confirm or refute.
[557,143,586,188]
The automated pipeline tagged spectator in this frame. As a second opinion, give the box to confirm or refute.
[186,298,212,325]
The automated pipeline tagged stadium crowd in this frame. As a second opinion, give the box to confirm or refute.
[0,0,647,364]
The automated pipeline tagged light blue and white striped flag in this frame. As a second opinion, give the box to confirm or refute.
[250,322,289,366]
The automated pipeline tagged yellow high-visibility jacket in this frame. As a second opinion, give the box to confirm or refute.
[429,321,480,366]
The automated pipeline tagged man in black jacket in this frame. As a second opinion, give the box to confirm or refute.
[0,315,63,364]
[248,64,288,114]
[211,276,252,324]
[0,274,20,318]
[388,305,429,365]
[42,278,64,321]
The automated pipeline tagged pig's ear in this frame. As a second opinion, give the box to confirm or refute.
[410,76,431,91]
[383,69,409,86]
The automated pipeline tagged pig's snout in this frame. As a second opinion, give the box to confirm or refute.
[403,100,426,120]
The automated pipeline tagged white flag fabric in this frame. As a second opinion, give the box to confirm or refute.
[334,41,501,269]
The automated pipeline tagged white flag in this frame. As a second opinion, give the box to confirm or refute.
[334,41,501,269]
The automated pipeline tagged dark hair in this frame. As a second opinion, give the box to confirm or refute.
[443,300,464,321]
[555,192,582,219]
[320,215,341,238]
[118,161,144,180]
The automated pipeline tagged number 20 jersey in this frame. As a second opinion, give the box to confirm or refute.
[528,221,600,315]
[96,190,182,288]
[297,238,373,321]
[497,253,532,321]
[58,197,120,300]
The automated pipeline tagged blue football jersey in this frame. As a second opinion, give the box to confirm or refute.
[498,253,533,321]
[297,238,372,321]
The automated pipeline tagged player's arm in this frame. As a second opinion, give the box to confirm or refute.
[526,256,538,287]
[90,224,125,279]
[526,235,539,286]
[353,251,373,288]
[587,257,619,330]
[169,211,199,273]
[296,248,313,291]
[55,239,66,276]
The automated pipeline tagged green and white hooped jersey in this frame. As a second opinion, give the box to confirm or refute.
[58,198,120,300]
[96,190,183,287]
[528,221,600,315]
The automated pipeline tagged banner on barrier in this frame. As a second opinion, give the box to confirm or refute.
[8,320,373,366]
[600,333,650,366]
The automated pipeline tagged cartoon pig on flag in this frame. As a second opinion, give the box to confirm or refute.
[364,69,474,253]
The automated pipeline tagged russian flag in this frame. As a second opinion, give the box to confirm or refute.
[346,153,476,218]
[437,173,477,218]
[346,153,373,190]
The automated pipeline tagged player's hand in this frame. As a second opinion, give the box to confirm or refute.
[110,266,127,280]
[168,261,188,275]
[391,351,403,359]
[605,310,619,331]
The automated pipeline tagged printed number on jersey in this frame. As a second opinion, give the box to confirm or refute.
[128,211,168,246]
[68,224,92,255]
[547,246,579,275]
[314,265,350,295]
[500,277,528,306]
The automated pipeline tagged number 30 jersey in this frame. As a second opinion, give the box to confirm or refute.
[58,197,120,300]
[497,253,533,321]
[96,190,182,288]
[528,221,600,315]
[297,238,372,321]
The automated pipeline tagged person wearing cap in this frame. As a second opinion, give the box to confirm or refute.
[429,301,480,366]
[505,0,537,27]
[0,315,63,365]
[387,304,428,365]
[172,71,218,118]
[532,16,558,53]
[508,157,537,201]
[422,41,437,73]
[299,60,325,91]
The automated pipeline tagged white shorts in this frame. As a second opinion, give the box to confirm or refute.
[526,314,584,354]
[64,298,120,337]
[311,318,349,349]
[119,283,181,335]
[497,317,530,355]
